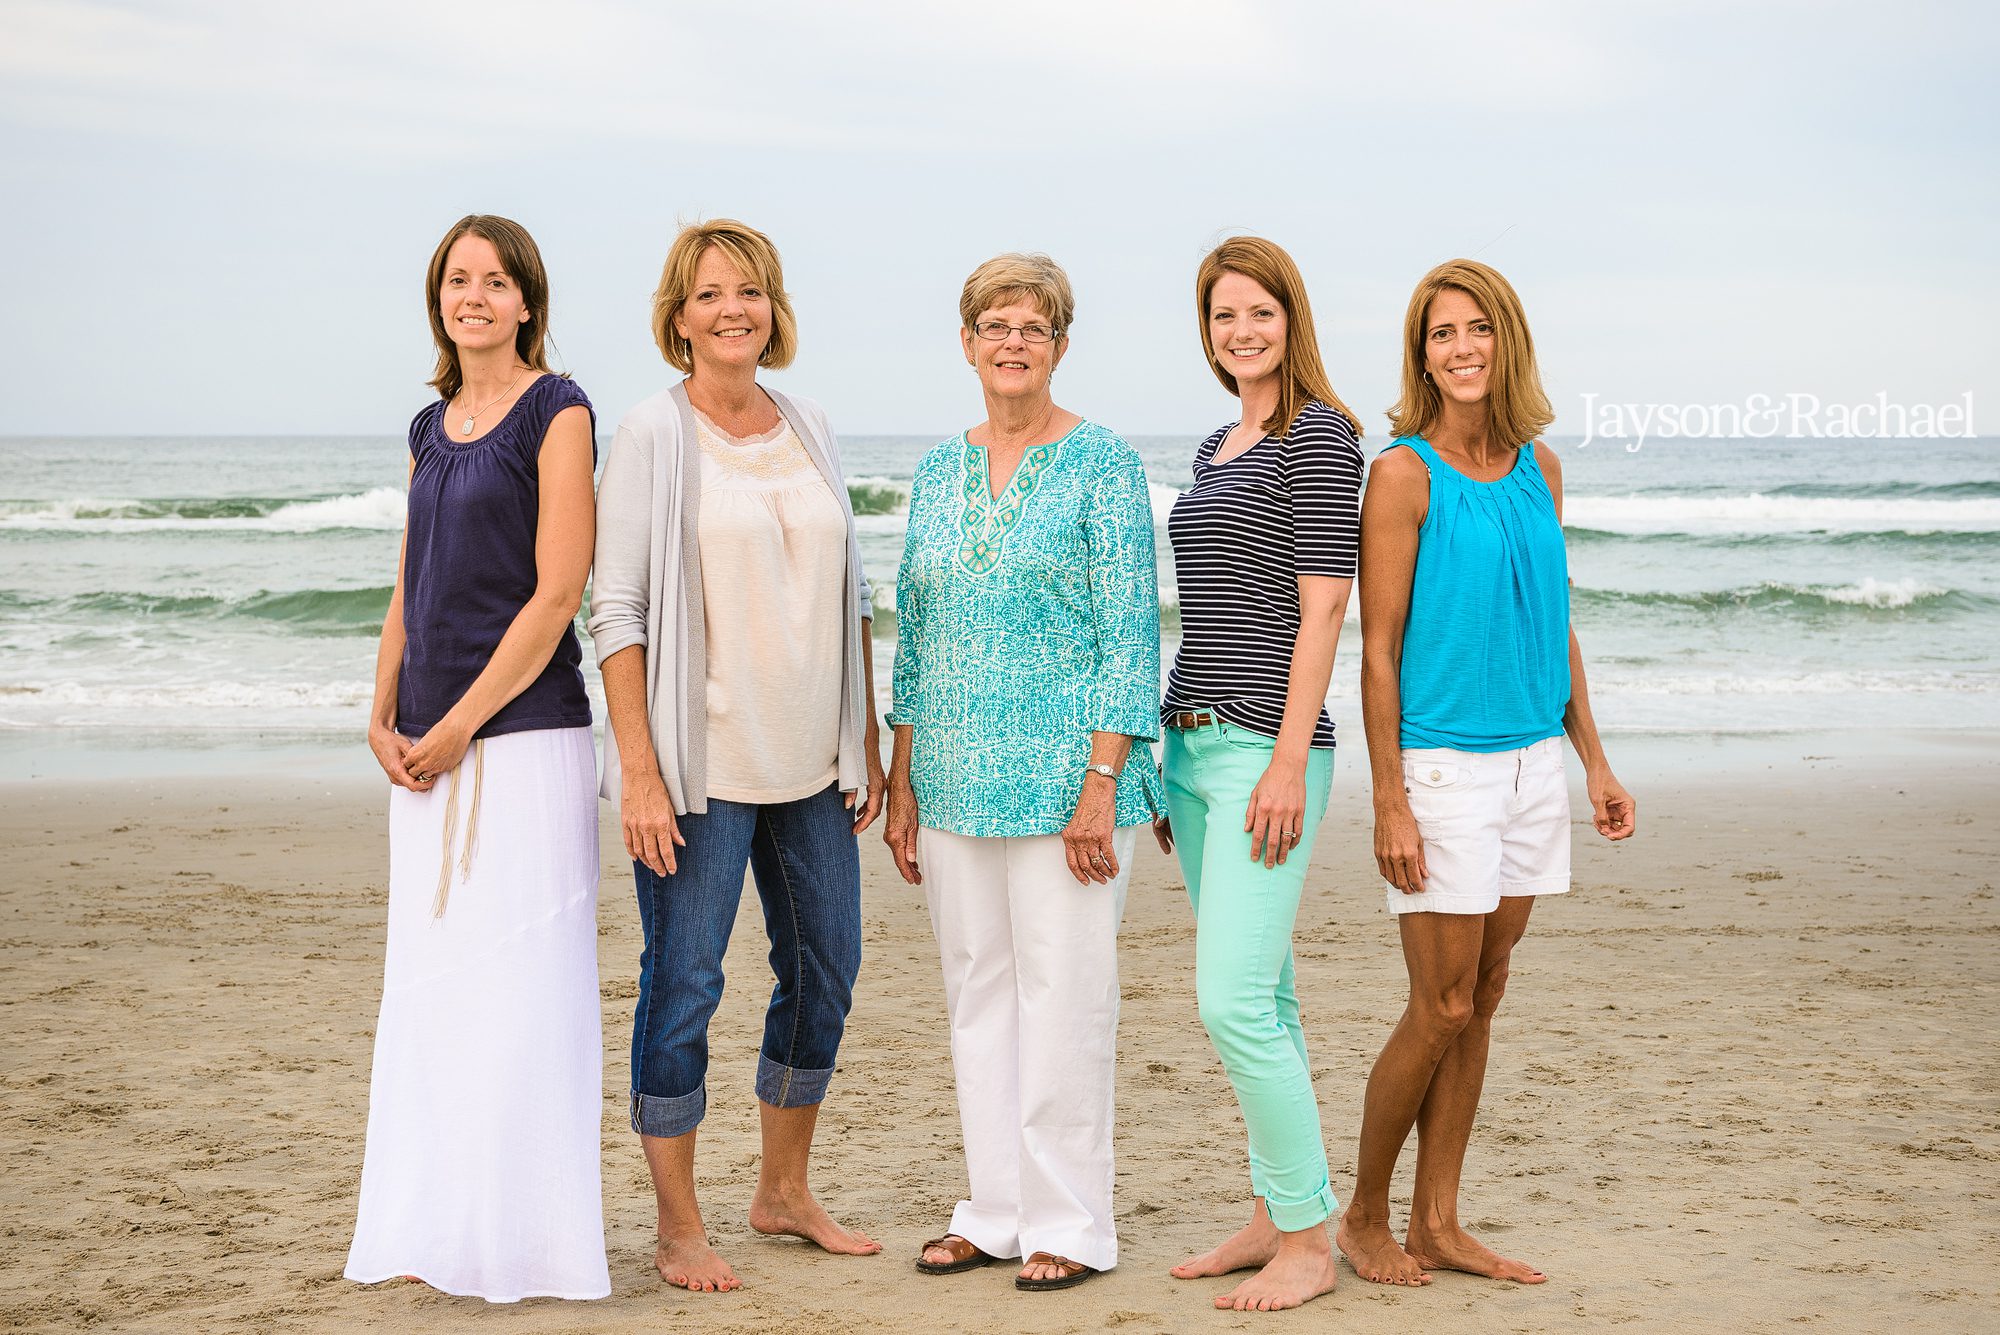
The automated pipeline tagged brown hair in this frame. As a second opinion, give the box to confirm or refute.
[1386,258,1553,447]
[650,219,798,373]
[424,214,552,402]
[1195,236,1361,437]
[958,252,1075,336]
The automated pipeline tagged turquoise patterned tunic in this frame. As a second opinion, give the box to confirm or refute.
[889,420,1166,837]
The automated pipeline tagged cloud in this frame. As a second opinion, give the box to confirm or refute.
[1,1,1310,161]
[0,1,1668,165]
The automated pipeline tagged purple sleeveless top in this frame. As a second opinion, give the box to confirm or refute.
[397,374,596,740]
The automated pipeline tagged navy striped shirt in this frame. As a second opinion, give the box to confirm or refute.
[1162,400,1364,745]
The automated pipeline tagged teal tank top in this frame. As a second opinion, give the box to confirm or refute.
[1392,435,1570,752]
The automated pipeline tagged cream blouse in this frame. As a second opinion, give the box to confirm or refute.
[694,412,847,803]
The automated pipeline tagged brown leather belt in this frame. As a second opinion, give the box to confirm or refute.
[1164,710,1216,731]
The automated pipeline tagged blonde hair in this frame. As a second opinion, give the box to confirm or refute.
[650,219,797,372]
[1387,259,1552,447]
[424,214,552,402]
[958,253,1075,336]
[1195,237,1361,438]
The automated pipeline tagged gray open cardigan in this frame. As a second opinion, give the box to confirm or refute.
[586,382,874,813]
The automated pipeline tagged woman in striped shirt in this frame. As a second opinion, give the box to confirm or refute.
[1158,236,1365,1312]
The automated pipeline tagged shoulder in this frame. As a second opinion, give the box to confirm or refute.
[912,436,964,485]
[614,386,687,443]
[1070,419,1143,471]
[773,388,829,427]
[916,435,962,470]
[1284,401,1363,457]
[1530,438,1562,484]
[772,389,840,455]
[531,375,592,430]
[536,373,592,420]
[1366,439,1429,487]
[407,399,444,453]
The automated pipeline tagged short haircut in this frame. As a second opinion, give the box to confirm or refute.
[650,219,797,372]
[1387,259,1553,448]
[958,252,1075,336]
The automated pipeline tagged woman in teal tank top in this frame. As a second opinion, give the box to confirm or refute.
[1334,261,1637,1290]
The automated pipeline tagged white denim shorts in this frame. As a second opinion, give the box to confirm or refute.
[1385,737,1571,916]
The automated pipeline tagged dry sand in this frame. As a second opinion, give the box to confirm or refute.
[2,741,1997,1333]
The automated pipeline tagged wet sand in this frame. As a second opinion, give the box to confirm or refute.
[2,741,1997,1333]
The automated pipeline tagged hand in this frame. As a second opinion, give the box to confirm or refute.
[1375,800,1429,895]
[1151,813,1173,855]
[368,720,435,792]
[623,769,684,876]
[1589,767,1637,841]
[848,752,888,834]
[1245,758,1307,868]
[399,718,472,791]
[1062,772,1121,885]
[884,778,922,885]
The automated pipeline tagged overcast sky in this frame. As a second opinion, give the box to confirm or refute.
[1,1,1993,438]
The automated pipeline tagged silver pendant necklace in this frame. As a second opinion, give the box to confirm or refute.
[454,367,527,436]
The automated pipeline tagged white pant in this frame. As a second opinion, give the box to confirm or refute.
[919,824,1135,1272]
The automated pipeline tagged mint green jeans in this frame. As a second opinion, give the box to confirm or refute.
[1163,719,1337,1232]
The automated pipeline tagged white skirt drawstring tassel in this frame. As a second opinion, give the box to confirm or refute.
[430,738,486,918]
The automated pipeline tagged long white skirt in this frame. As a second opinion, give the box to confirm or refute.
[344,725,610,1303]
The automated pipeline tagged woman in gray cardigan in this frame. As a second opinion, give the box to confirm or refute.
[588,219,886,1294]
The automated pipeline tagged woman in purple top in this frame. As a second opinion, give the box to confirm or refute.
[344,215,608,1303]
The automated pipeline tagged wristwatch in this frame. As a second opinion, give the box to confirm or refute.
[1084,762,1119,781]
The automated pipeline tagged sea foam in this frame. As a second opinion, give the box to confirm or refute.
[0,488,407,532]
[1564,493,2000,535]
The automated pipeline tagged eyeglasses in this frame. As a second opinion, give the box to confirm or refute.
[971,320,1061,343]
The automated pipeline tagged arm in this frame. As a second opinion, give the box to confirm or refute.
[883,475,929,884]
[885,722,921,885]
[1065,449,1161,885]
[590,418,682,875]
[812,396,888,831]
[1243,575,1353,866]
[1540,443,1636,840]
[602,643,683,874]
[401,404,595,775]
[366,458,431,791]
[1359,447,1431,894]
[849,617,887,832]
[1244,420,1364,866]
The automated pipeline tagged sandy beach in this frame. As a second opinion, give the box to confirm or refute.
[2,737,1997,1334]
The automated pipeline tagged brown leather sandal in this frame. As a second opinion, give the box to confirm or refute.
[916,1234,993,1276]
[1015,1251,1098,1291]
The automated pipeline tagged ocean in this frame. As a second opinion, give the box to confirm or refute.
[3,430,1995,776]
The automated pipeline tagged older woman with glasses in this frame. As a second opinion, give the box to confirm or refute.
[886,252,1163,1293]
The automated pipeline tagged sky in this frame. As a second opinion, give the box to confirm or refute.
[0,1,1994,439]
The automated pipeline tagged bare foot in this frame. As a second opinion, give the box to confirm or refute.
[1213,1240,1340,1312]
[1170,1216,1279,1279]
[1335,1214,1431,1286]
[656,1233,742,1292]
[749,1185,882,1256]
[1405,1223,1546,1284]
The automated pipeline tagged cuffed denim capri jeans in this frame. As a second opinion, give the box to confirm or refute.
[629,783,861,1138]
